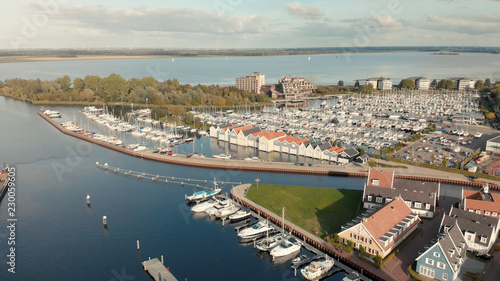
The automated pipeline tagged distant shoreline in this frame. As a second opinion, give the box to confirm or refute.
[0,47,498,64]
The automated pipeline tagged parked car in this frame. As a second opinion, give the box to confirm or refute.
[476,254,492,261]
[468,175,478,180]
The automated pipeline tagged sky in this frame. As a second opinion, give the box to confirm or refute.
[1,0,500,49]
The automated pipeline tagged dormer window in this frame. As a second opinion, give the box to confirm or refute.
[367,195,372,201]
[493,212,498,217]
[372,179,379,185]
[425,203,431,210]
[476,210,481,214]
[376,196,383,203]
[415,202,422,208]
[485,211,491,216]
[480,236,488,243]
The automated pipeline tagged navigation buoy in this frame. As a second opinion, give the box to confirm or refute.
[103,216,108,227]
[86,194,91,205]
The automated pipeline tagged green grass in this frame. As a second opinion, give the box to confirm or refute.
[246,184,362,238]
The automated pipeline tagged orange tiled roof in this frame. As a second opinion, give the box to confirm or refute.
[367,169,394,188]
[327,146,339,152]
[294,138,309,145]
[251,130,268,137]
[362,197,417,249]
[334,147,346,154]
[234,124,253,134]
[463,190,500,216]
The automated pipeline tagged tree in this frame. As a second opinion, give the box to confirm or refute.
[474,80,484,91]
[485,78,492,88]
[431,153,435,164]
[442,157,448,167]
[399,79,415,90]
[73,78,84,92]
[359,83,374,92]
[57,75,71,91]
[185,112,194,125]
[487,112,496,119]
[338,80,344,86]
[356,147,365,156]
[431,79,437,87]
[354,80,360,87]
[437,79,454,90]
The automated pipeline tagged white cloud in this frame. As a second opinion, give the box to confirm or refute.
[284,2,325,20]
[56,5,268,35]
[422,13,500,35]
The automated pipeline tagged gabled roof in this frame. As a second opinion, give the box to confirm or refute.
[343,148,360,157]
[318,142,332,151]
[260,131,286,140]
[251,130,269,137]
[437,224,467,273]
[367,169,394,189]
[241,126,262,136]
[441,207,499,247]
[233,124,253,134]
[327,146,340,152]
[223,124,242,132]
[334,147,346,154]
[463,189,500,216]
[361,197,419,250]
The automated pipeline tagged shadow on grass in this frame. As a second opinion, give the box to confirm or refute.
[315,189,363,237]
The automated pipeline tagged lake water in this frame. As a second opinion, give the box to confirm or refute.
[0,96,367,281]
[1,52,500,85]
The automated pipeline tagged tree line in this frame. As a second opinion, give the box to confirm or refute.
[0,74,266,106]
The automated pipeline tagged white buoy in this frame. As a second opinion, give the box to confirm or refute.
[96,161,99,166]
[86,194,91,205]
[137,240,140,250]
[103,216,108,227]
[104,163,108,170]
[161,255,164,264]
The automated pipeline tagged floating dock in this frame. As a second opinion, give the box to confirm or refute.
[142,258,178,281]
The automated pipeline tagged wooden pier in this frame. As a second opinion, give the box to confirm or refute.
[142,258,178,281]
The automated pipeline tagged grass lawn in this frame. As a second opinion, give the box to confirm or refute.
[246,183,362,239]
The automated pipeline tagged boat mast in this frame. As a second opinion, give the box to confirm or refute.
[282,207,286,233]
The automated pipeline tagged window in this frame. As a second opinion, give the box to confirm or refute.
[373,250,378,255]
[351,233,357,239]
[425,258,435,266]
[367,195,372,201]
[437,262,446,270]
[419,266,435,278]
[372,179,379,185]
[485,211,491,216]
[368,239,372,244]
[405,201,412,208]
[468,209,474,212]
[480,236,487,243]
[415,202,422,208]
[433,252,440,258]
[425,203,431,210]
[386,197,392,203]
[442,273,448,280]
[493,212,498,217]
[476,210,481,214]
[376,196,383,203]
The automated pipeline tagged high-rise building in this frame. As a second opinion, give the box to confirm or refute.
[235,72,265,93]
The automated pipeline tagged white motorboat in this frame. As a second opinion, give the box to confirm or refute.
[243,157,260,161]
[185,189,208,202]
[301,256,334,281]
[229,210,252,222]
[291,254,308,265]
[215,205,240,218]
[255,232,286,252]
[237,220,274,240]
[213,153,232,160]
[270,236,302,258]
[205,199,233,216]
[191,197,220,212]
[133,145,148,152]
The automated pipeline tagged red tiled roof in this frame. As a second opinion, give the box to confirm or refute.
[234,124,253,134]
[367,169,394,188]
[334,147,346,154]
[362,197,417,250]
[251,130,268,137]
[463,190,500,216]
[327,146,339,152]
[294,138,309,145]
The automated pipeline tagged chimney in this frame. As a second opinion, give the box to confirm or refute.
[391,206,394,211]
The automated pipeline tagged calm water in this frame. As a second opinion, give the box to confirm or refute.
[0,96,366,281]
[1,52,500,85]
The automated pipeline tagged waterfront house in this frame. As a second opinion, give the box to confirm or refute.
[209,123,233,139]
[289,138,308,155]
[237,126,261,147]
[258,131,286,152]
[415,77,430,90]
[462,185,500,219]
[315,143,332,159]
[377,77,392,90]
[338,197,420,259]
[248,130,267,148]
[298,139,310,156]
[362,169,440,218]
[415,223,467,281]
[339,148,360,163]
[356,154,369,163]
[229,124,253,145]
[440,207,499,254]
[305,141,321,158]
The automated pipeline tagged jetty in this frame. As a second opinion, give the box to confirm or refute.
[142,258,178,281]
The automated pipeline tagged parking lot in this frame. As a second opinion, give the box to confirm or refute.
[393,131,478,168]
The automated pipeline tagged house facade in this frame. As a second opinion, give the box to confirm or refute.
[440,207,499,254]
[338,197,420,259]
[462,185,500,219]
[416,224,467,281]
[363,169,440,218]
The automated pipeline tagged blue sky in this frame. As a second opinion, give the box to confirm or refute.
[1,0,500,49]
